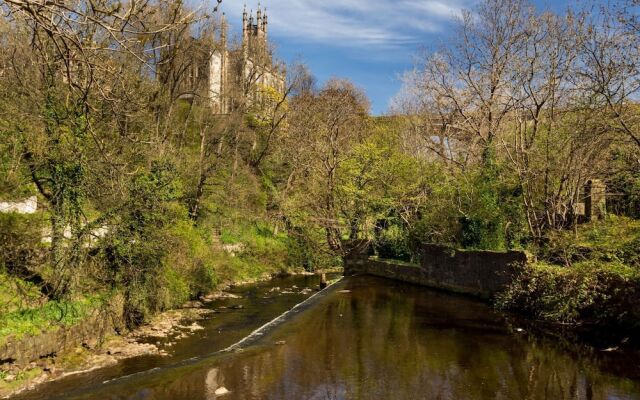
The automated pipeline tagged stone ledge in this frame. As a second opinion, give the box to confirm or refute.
[345,244,527,299]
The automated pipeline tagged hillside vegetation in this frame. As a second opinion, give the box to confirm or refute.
[0,0,639,342]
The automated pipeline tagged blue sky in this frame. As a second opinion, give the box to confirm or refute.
[216,0,582,114]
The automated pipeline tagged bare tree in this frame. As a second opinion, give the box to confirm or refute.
[285,79,370,253]
[411,0,530,167]
[577,3,640,150]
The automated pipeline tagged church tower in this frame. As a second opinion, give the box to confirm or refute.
[204,3,285,114]
[242,4,269,63]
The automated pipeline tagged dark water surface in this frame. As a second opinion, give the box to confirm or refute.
[21,276,640,400]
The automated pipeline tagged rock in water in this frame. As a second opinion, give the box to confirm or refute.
[215,386,231,396]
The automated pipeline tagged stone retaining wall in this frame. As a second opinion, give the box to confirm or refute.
[0,312,116,366]
[344,244,527,299]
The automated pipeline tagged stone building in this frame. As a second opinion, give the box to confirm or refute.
[174,6,286,114]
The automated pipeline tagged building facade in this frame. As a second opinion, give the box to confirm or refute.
[179,6,286,114]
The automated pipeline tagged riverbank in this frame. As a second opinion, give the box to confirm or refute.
[496,217,640,331]
[345,227,640,336]
[0,270,337,399]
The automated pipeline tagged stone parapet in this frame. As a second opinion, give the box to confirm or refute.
[345,244,527,299]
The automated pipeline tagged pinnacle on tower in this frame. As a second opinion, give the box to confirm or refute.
[220,12,227,44]
[242,5,248,35]
[262,8,268,35]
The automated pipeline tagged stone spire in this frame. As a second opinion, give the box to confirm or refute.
[257,4,264,41]
[262,8,268,37]
[220,12,227,47]
[242,4,248,27]
[242,5,248,41]
[256,3,262,26]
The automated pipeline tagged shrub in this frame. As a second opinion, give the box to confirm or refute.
[166,220,219,299]
[0,295,104,345]
[540,215,640,267]
[0,213,44,274]
[0,213,50,297]
[496,261,640,329]
[375,225,412,262]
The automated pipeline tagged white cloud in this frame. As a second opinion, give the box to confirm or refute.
[213,0,475,49]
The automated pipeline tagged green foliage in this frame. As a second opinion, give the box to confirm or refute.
[375,225,412,262]
[100,161,186,328]
[165,221,219,299]
[540,216,640,267]
[497,214,640,329]
[0,272,44,314]
[0,156,35,199]
[220,230,241,245]
[0,213,45,279]
[496,261,640,328]
[222,223,291,273]
[337,122,428,234]
[285,226,342,271]
[608,149,640,218]
[457,159,526,251]
[0,295,104,345]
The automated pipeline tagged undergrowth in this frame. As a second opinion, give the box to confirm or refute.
[497,216,640,329]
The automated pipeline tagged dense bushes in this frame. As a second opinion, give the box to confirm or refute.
[374,225,413,262]
[0,157,313,332]
[0,214,49,295]
[539,216,640,267]
[496,262,640,329]
[497,217,640,329]
[0,295,104,345]
[371,163,528,261]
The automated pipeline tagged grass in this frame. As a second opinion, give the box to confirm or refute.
[541,215,640,267]
[0,273,44,313]
[217,223,293,281]
[0,292,104,346]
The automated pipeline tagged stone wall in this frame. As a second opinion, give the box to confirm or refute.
[0,312,117,366]
[345,244,527,299]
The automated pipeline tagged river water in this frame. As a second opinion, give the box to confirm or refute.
[17,275,640,400]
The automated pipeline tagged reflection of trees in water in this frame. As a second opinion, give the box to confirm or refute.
[205,368,220,399]
[71,278,640,399]
[207,279,640,399]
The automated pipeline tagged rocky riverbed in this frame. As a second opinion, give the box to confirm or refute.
[1,271,334,399]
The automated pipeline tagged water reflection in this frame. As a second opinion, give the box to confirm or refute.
[63,276,640,399]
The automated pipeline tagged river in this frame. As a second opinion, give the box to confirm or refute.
[16,275,640,399]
